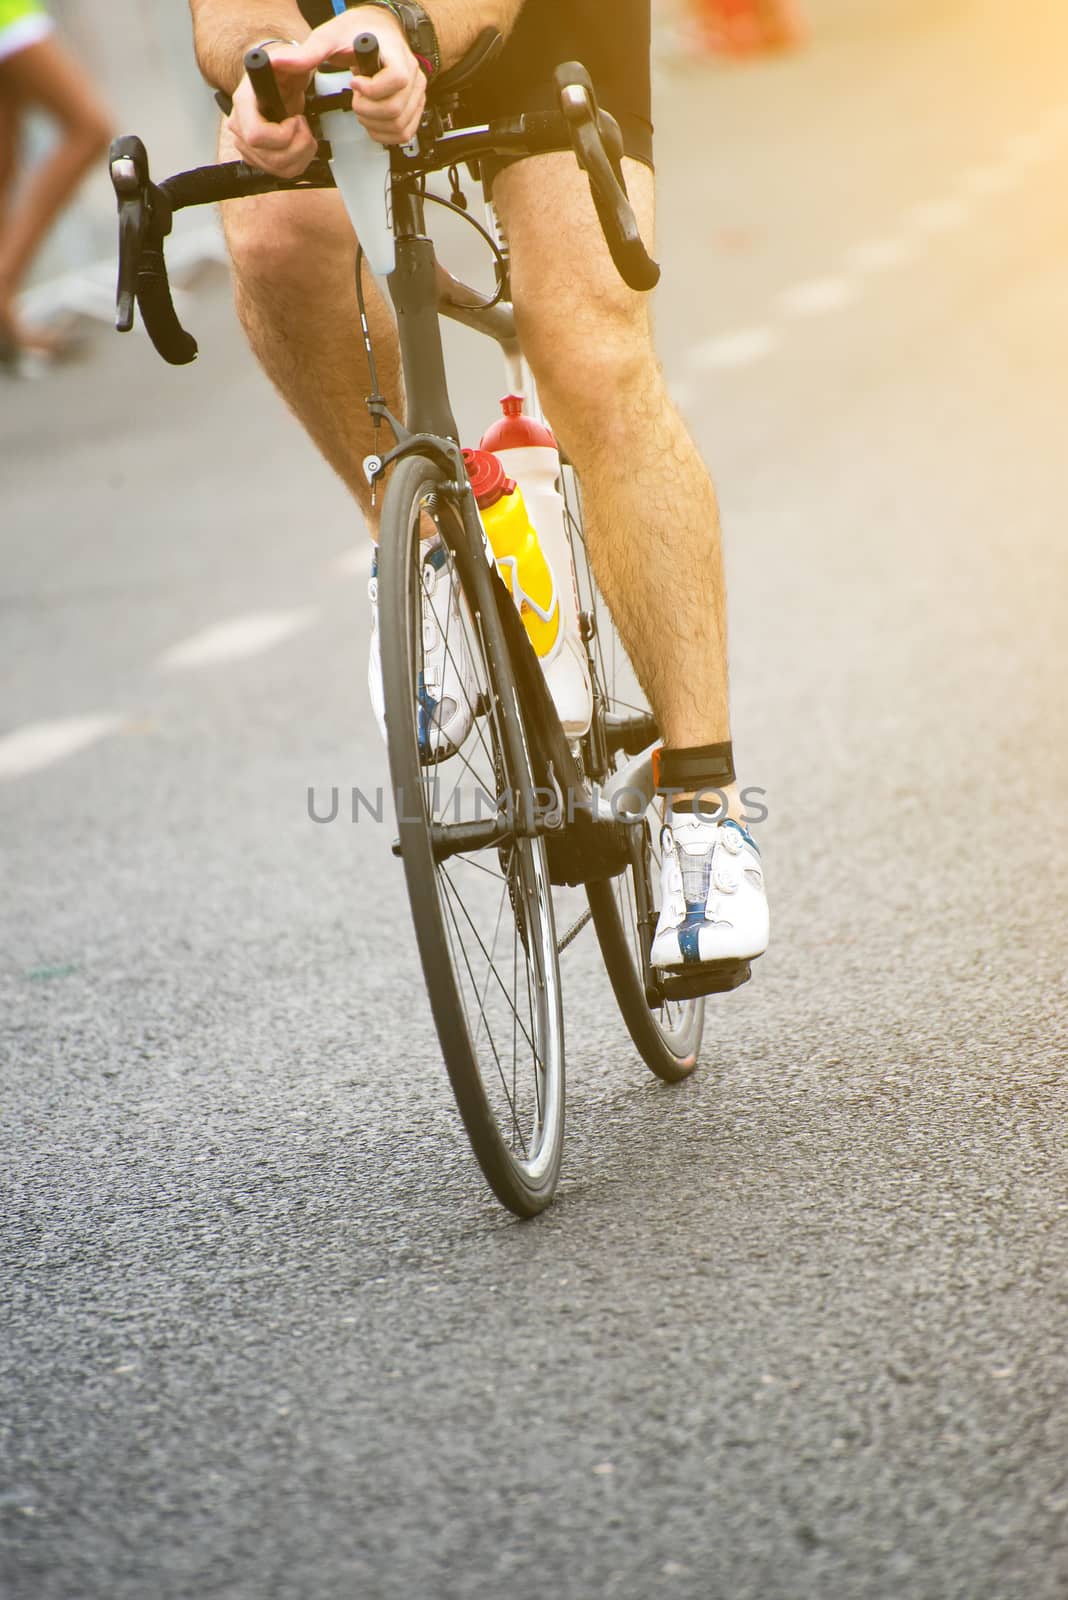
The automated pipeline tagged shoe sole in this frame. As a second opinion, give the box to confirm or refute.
[653,956,756,1000]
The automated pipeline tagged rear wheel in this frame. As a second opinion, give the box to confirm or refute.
[561,465,705,1083]
[378,455,566,1216]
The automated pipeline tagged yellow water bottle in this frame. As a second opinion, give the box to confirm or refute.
[463,448,560,658]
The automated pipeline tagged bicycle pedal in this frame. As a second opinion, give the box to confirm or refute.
[653,959,753,1000]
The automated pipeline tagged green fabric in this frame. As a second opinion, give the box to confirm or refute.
[0,0,45,29]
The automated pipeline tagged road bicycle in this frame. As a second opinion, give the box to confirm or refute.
[108,28,751,1217]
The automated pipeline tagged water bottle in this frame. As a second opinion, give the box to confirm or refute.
[477,398,593,736]
[463,448,561,660]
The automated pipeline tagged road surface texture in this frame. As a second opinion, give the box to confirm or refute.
[3,2,1068,1596]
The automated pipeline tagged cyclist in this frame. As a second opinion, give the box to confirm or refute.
[189,0,769,980]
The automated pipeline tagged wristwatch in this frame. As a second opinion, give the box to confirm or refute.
[349,0,441,78]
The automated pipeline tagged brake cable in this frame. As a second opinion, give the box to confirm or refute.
[353,180,511,504]
[419,191,509,307]
[353,242,387,505]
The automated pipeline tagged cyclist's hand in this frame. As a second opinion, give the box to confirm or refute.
[284,11,427,147]
[227,44,318,179]
[347,10,427,146]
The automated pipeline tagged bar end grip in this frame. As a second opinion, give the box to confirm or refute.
[353,32,382,78]
[244,46,287,124]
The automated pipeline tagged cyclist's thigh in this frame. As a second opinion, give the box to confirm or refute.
[481,0,656,349]
[464,0,653,195]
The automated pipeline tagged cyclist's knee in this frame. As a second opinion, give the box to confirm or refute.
[225,201,296,289]
[523,304,657,439]
[222,180,353,293]
[229,195,352,289]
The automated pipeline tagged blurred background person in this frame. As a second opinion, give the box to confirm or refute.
[677,0,807,56]
[0,0,111,368]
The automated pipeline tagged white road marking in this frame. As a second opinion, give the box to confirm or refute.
[1002,131,1052,167]
[689,326,779,370]
[332,544,374,578]
[775,276,860,317]
[845,236,920,273]
[907,197,972,234]
[157,608,317,670]
[0,714,123,780]
[960,161,1018,198]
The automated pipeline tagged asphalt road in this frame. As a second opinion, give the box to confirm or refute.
[4,2,1068,1596]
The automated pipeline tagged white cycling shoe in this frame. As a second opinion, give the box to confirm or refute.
[650,812,769,972]
[368,539,478,762]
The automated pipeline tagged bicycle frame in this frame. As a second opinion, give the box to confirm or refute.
[108,41,666,879]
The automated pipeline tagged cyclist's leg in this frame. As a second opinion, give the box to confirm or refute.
[492,153,735,796]
[0,29,112,339]
[495,153,770,975]
[218,120,403,521]
[0,88,16,238]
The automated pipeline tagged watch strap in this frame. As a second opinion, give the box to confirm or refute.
[346,0,440,78]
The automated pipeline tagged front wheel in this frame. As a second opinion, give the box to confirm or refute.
[378,455,566,1216]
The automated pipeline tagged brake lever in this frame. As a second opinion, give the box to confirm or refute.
[108,134,198,364]
[110,135,149,332]
[552,62,660,294]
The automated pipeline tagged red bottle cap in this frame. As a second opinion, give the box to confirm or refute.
[479,395,558,453]
[462,447,515,509]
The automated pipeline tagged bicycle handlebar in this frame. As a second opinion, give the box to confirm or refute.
[243,34,381,122]
[239,39,658,290]
[110,36,659,363]
[110,134,198,364]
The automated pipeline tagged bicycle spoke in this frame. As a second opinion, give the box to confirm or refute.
[431,557,500,780]
[471,876,511,1055]
[451,851,508,885]
[438,868,530,1155]
[412,539,501,797]
[439,866,540,1060]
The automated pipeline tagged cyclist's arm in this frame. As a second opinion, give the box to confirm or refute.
[189,1,525,91]
[417,1,526,69]
[189,0,311,93]
[190,0,528,175]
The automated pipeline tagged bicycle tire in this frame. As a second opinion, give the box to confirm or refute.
[586,837,704,1084]
[560,465,706,1083]
[378,454,566,1216]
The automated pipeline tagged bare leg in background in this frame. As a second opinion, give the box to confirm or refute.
[0,33,112,347]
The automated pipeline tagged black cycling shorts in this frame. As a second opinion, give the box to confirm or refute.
[296,0,653,188]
